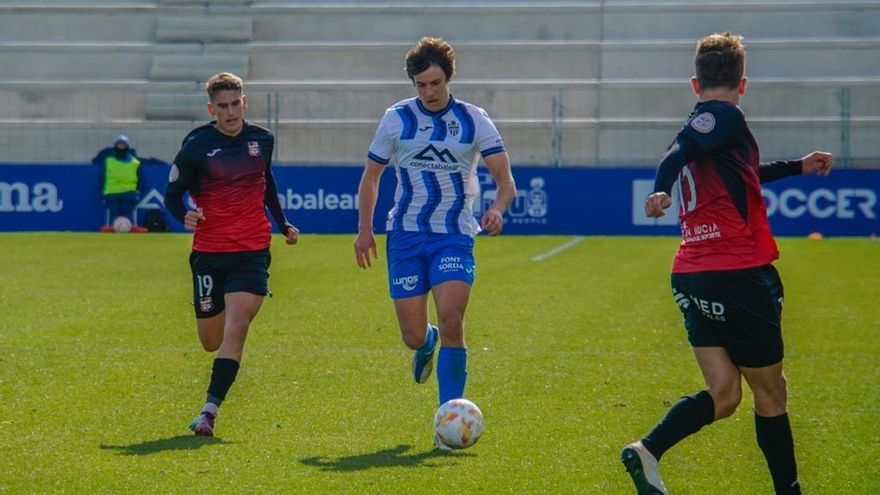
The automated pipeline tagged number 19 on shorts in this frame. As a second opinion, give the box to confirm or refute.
[197,274,214,297]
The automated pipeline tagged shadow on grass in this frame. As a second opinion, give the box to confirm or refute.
[100,435,231,456]
[300,444,474,472]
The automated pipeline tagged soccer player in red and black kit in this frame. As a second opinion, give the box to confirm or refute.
[620,33,832,495]
[164,72,299,436]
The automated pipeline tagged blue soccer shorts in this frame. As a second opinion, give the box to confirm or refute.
[386,230,475,299]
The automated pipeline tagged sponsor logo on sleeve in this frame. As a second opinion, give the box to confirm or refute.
[168,165,180,183]
[690,112,716,133]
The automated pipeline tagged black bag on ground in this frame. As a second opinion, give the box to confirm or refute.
[144,209,169,232]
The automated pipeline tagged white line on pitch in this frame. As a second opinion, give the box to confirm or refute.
[531,236,585,262]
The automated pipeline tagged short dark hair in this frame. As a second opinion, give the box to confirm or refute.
[206,72,243,102]
[405,37,456,81]
[695,32,745,90]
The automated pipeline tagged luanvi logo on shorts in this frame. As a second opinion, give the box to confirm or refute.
[392,275,420,291]
[414,145,457,163]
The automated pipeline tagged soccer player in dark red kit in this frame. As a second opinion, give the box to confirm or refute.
[164,72,299,436]
[620,33,832,495]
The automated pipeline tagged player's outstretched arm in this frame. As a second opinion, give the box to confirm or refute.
[481,152,515,236]
[801,151,832,176]
[355,160,383,269]
[759,151,832,183]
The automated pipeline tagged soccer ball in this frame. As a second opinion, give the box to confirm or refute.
[433,398,484,450]
[112,216,132,233]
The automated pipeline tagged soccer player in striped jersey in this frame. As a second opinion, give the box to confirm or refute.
[621,33,832,495]
[164,72,300,436]
[354,37,515,446]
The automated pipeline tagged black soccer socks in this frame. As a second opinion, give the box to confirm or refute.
[206,358,240,405]
[756,412,802,495]
[642,390,715,461]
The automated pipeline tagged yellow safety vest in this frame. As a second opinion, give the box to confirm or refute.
[103,155,140,195]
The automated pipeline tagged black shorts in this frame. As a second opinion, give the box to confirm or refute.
[189,249,271,318]
[670,264,785,368]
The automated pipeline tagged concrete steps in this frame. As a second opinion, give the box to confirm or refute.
[6,38,877,80]
[8,2,875,44]
[156,15,253,43]
[0,0,878,166]
[146,3,254,121]
[248,2,880,42]
[149,53,250,80]
[5,77,876,121]
[3,116,876,166]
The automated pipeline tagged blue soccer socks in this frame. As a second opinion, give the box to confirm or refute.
[437,346,468,405]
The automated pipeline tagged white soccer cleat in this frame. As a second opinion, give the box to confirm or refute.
[621,441,670,495]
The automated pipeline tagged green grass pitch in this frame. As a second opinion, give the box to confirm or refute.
[0,233,877,494]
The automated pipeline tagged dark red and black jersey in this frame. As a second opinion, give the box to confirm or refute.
[164,121,288,253]
[658,101,779,273]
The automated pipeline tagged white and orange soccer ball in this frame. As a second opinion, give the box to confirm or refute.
[433,398,484,450]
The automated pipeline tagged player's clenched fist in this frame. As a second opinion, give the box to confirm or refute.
[644,192,672,218]
[184,207,205,231]
[285,224,300,245]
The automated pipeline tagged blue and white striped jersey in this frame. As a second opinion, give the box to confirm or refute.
[368,96,506,237]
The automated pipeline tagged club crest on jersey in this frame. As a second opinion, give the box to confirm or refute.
[199,296,214,313]
[248,141,261,157]
[690,112,716,134]
[448,120,460,137]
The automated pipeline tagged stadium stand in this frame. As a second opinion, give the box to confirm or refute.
[0,0,878,166]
